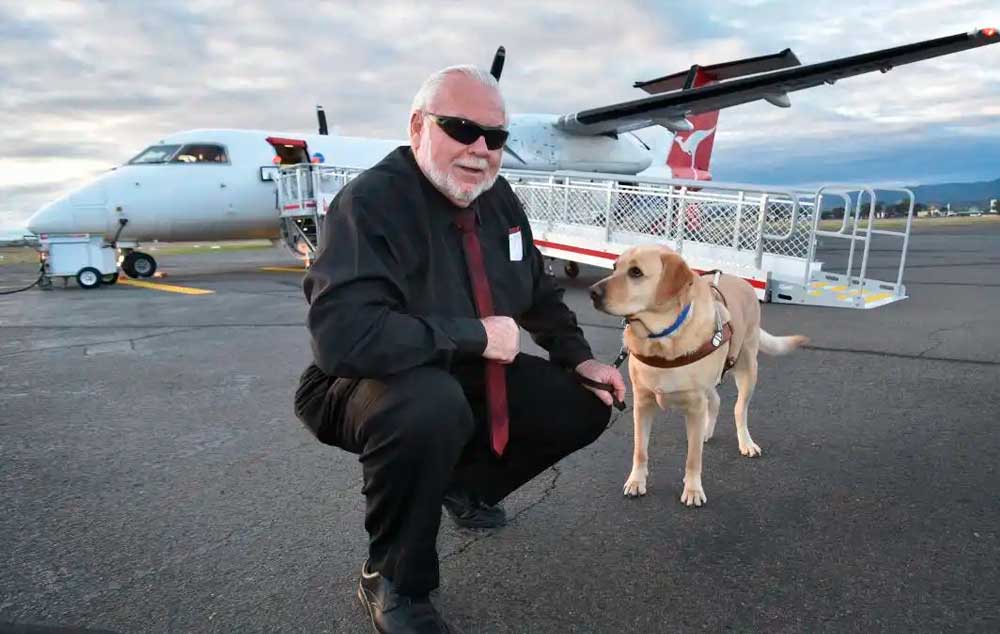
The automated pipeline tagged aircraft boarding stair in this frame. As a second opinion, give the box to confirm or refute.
[276,164,914,309]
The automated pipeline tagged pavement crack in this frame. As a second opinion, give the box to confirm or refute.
[803,344,999,367]
[441,466,561,564]
[511,464,561,522]
[0,328,198,360]
[916,321,978,359]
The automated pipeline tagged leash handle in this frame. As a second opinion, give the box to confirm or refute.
[576,375,626,411]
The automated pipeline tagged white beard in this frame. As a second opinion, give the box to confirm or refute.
[416,135,499,204]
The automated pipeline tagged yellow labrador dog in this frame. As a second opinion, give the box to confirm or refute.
[589,245,808,507]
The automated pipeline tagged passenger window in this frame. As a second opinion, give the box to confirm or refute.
[171,144,229,164]
[128,144,181,164]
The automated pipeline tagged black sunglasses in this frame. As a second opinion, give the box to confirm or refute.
[425,113,509,150]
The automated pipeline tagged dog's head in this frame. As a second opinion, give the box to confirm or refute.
[589,245,695,317]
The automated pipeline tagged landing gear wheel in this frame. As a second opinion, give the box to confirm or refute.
[76,267,102,289]
[564,261,580,278]
[130,252,157,278]
[102,273,119,285]
[122,252,138,278]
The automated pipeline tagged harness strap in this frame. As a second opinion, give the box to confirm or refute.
[630,273,740,376]
[632,322,735,370]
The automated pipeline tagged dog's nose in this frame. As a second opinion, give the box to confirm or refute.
[589,284,604,306]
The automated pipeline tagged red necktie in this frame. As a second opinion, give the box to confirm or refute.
[455,209,509,457]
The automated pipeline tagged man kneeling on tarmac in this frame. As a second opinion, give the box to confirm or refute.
[294,64,625,633]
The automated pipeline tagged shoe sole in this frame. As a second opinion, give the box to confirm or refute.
[358,579,387,634]
[450,517,507,530]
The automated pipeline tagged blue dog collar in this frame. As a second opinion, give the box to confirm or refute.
[648,303,692,339]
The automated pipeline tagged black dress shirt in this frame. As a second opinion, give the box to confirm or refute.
[303,146,593,378]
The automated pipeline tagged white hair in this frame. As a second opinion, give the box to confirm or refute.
[409,65,507,122]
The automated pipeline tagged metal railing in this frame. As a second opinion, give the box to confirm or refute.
[503,170,814,269]
[807,184,914,302]
[274,164,913,306]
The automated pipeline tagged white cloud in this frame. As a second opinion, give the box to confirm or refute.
[1,0,998,226]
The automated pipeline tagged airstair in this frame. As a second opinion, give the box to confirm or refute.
[275,164,914,309]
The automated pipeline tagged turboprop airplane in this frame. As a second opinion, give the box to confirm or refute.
[25,28,999,280]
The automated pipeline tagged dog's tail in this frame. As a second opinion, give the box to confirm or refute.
[758,330,809,356]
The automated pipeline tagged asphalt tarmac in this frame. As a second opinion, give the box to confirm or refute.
[1,223,997,633]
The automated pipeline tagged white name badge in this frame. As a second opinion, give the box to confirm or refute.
[508,227,523,261]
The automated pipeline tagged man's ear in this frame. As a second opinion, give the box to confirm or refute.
[654,252,694,305]
[409,111,424,150]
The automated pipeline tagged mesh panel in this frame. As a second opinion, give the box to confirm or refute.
[510,175,816,260]
[280,167,820,262]
[760,198,816,258]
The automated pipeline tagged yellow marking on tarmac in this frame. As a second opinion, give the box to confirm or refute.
[260,266,307,273]
[810,281,831,288]
[808,290,823,297]
[118,279,214,295]
[827,285,849,292]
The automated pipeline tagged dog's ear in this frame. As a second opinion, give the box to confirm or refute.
[655,252,694,305]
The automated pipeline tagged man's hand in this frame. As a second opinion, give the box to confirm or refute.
[481,316,519,363]
[574,359,626,407]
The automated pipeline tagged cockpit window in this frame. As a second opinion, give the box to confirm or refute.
[127,144,181,164]
[171,144,229,164]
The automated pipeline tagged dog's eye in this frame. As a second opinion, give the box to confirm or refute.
[628,267,643,278]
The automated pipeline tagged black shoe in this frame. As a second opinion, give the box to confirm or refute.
[442,487,507,529]
[358,561,463,634]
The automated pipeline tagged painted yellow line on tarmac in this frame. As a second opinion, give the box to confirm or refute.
[260,266,306,273]
[118,279,214,295]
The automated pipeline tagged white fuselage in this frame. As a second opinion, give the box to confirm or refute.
[26,119,656,243]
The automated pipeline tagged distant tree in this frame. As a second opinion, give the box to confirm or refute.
[888,201,913,217]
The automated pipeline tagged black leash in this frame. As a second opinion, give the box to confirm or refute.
[576,374,627,412]
[575,319,631,426]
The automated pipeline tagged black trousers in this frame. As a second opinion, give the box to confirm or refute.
[294,353,611,596]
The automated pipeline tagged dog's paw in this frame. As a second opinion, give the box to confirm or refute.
[739,441,762,457]
[623,477,647,498]
[680,486,707,507]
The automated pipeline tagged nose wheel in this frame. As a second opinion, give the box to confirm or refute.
[121,251,157,278]
[564,261,580,279]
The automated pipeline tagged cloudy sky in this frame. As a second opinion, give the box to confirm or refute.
[1,0,998,230]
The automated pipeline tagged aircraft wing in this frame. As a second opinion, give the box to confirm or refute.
[555,28,1000,136]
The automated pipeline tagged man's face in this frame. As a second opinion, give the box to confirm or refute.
[410,74,506,207]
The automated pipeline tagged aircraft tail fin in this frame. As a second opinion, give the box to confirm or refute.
[665,104,719,181]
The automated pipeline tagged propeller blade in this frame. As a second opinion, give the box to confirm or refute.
[490,46,506,81]
[316,105,328,135]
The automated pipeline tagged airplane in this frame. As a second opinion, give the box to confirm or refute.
[25,27,999,281]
